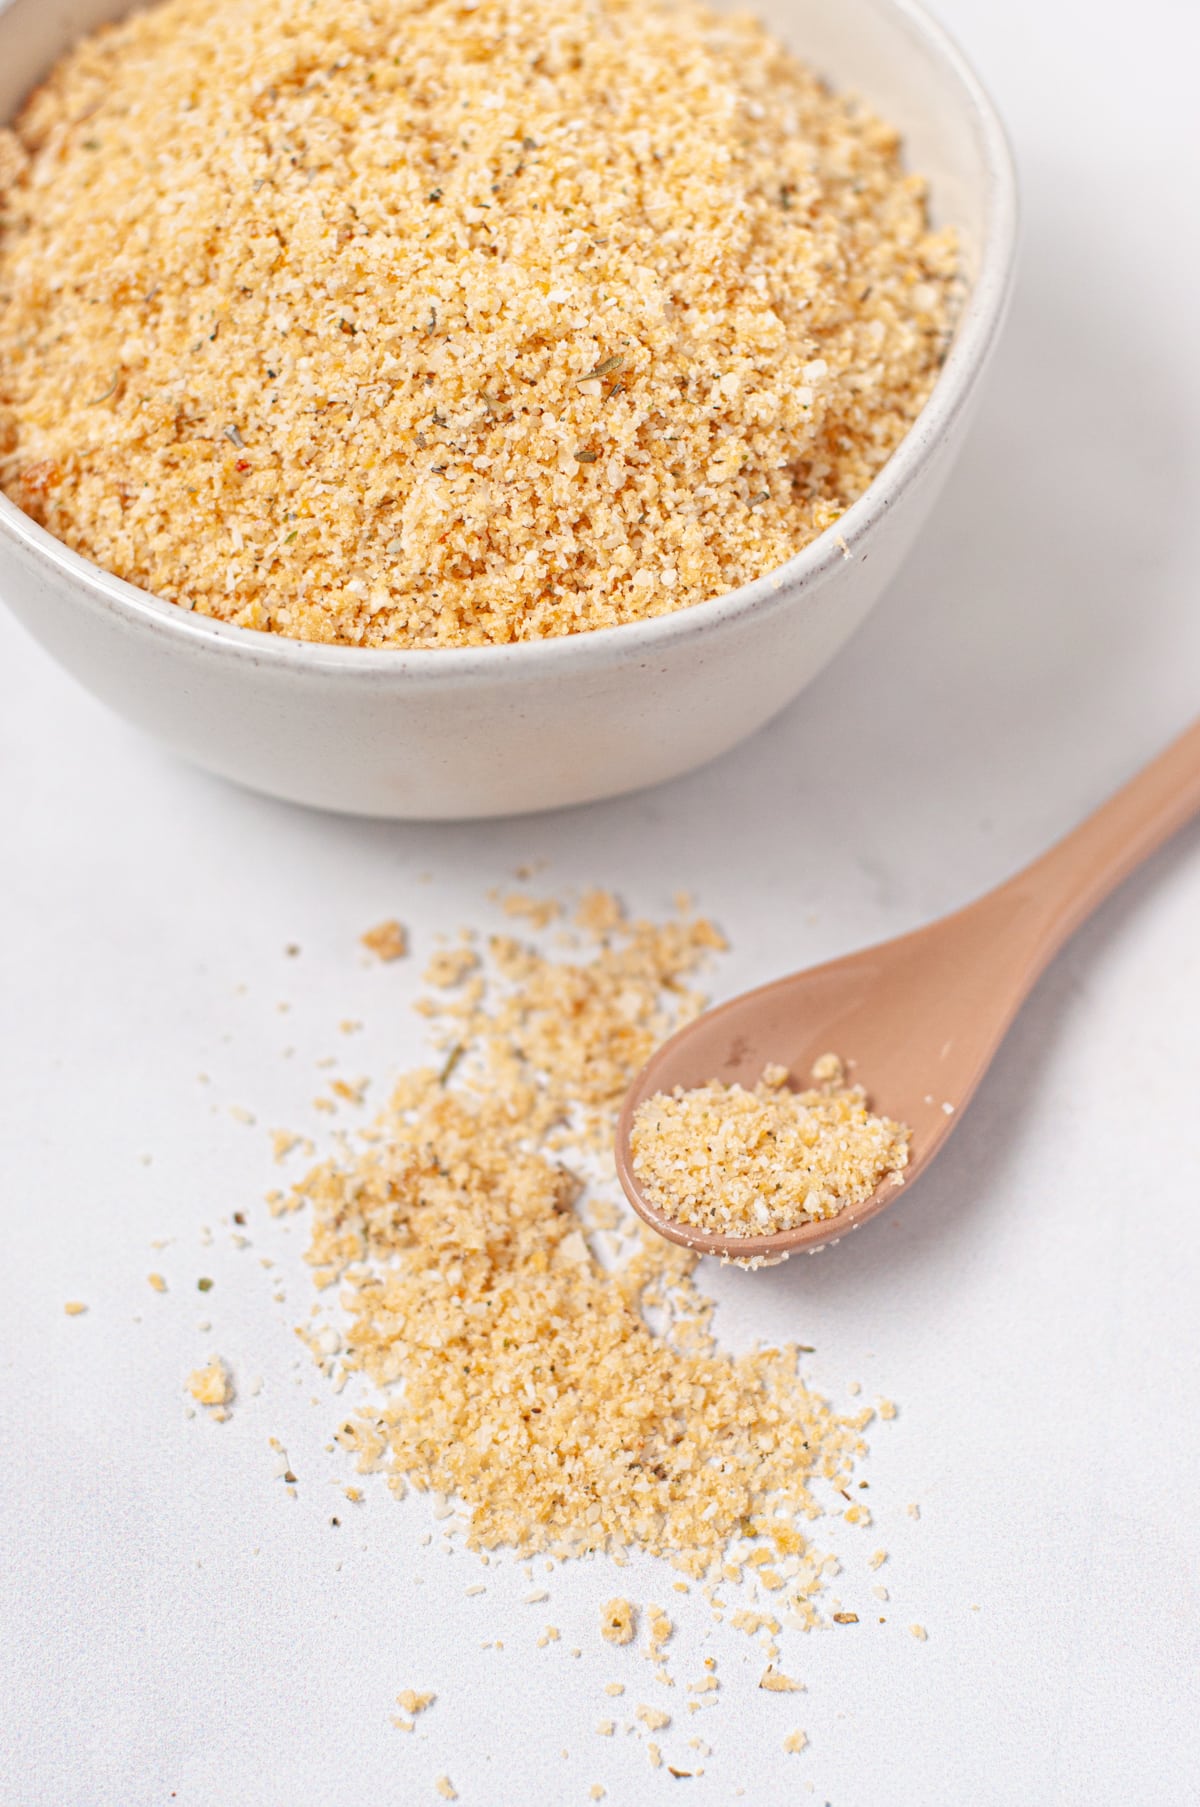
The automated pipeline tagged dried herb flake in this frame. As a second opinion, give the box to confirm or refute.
[578,354,626,384]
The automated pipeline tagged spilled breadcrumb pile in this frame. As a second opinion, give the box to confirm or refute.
[0,0,955,647]
[630,1056,909,1237]
[277,892,881,1612]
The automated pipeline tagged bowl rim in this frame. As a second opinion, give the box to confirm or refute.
[0,0,1018,683]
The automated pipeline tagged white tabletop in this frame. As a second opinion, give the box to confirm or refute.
[3,1,1199,1801]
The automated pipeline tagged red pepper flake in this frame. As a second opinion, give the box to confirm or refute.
[235,459,250,472]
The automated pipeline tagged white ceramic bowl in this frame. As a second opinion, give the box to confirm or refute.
[0,0,1016,819]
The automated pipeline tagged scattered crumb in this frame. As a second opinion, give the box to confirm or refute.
[731,1609,780,1638]
[434,1779,456,1802]
[397,1690,435,1717]
[211,892,902,1699]
[500,893,560,930]
[595,1721,615,1738]
[147,1273,167,1293]
[603,1683,625,1698]
[601,1600,636,1646]
[63,1301,88,1316]
[832,1612,859,1625]
[868,1549,888,1570]
[362,921,408,963]
[590,1788,606,1802]
[636,1706,671,1732]
[423,946,480,989]
[783,1730,809,1756]
[759,1667,804,1693]
[186,1358,232,1413]
[910,1624,928,1641]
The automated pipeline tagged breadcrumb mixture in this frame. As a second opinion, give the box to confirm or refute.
[629,1057,909,1236]
[284,894,879,1610]
[0,0,954,647]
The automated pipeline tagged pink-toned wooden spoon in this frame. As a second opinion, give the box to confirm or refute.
[616,719,1200,1261]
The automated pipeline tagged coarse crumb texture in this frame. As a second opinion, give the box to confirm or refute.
[283,892,880,1614]
[396,1689,435,1716]
[629,1057,910,1236]
[601,1599,637,1646]
[186,1357,233,1409]
[0,0,955,647]
[361,919,408,961]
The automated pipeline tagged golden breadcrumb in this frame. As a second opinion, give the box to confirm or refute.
[187,1358,233,1410]
[422,946,480,989]
[284,894,881,1626]
[0,0,954,647]
[396,1689,435,1716]
[601,1600,637,1647]
[361,919,408,962]
[629,1056,909,1235]
[759,1667,804,1693]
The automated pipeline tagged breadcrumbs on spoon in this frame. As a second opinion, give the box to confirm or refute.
[0,0,954,648]
[629,1056,910,1236]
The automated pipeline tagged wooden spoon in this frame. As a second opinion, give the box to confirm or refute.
[616,719,1200,1261]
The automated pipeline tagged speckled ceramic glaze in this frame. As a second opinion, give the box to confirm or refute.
[0,0,1016,818]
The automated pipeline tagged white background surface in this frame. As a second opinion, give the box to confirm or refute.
[3,0,1199,1801]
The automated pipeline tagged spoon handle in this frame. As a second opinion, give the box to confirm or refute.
[1000,716,1200,959]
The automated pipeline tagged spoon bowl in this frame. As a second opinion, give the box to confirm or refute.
[616,718,1200,1261]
